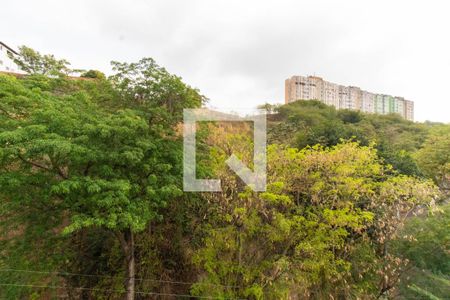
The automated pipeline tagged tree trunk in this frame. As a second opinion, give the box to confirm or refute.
[121,229,136,300]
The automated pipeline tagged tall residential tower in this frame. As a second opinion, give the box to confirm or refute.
[285,75,414,121]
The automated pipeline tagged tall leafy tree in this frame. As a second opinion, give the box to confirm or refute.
[0,55,203,299]
[13,46,72,76]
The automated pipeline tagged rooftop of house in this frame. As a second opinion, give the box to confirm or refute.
[0,41,19,55]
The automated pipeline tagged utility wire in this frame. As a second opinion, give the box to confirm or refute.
[0,283,243,299]
[0,268,238,288]
[0,283,434,300]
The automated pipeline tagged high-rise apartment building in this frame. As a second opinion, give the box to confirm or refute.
[361,90,376,113]
[322,80,340,108]
[404,100,414,121]
[285,75,414,121]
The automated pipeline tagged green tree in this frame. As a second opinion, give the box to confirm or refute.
[80,69,106,80]
[191,124,438,299]
[269,100,433,177]
[415,126,450,193]
[257,102,280,114]
[0,56,203,299]
[392,204,450,299]
[13,46,72,75]
[110,57,205,123]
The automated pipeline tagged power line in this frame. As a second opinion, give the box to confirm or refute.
[0,283,437,300]
[0,268,238,288]
[0,283,242,299]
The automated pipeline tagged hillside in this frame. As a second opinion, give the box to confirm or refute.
[267,100,447,177]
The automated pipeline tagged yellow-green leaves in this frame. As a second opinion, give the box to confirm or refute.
[193,135,439,298]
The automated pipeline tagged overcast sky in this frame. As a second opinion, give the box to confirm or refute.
[2,0,449,122]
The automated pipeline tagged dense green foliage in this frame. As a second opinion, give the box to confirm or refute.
[269,100,438,177]
[0,51,449,299]
[392,204,450,299]
[80,70,107,80]
[0,58,203,299]
[415,126,450,191]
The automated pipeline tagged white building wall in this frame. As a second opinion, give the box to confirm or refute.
[339,85,351,109]
[348,86,361,110]
[394,97,405,117]
[382,95,392,115]
[361,91,375,113]
[374,94,385,114]
[404,100,414,121]
[323,81,340,108]
[0,43,22,73]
